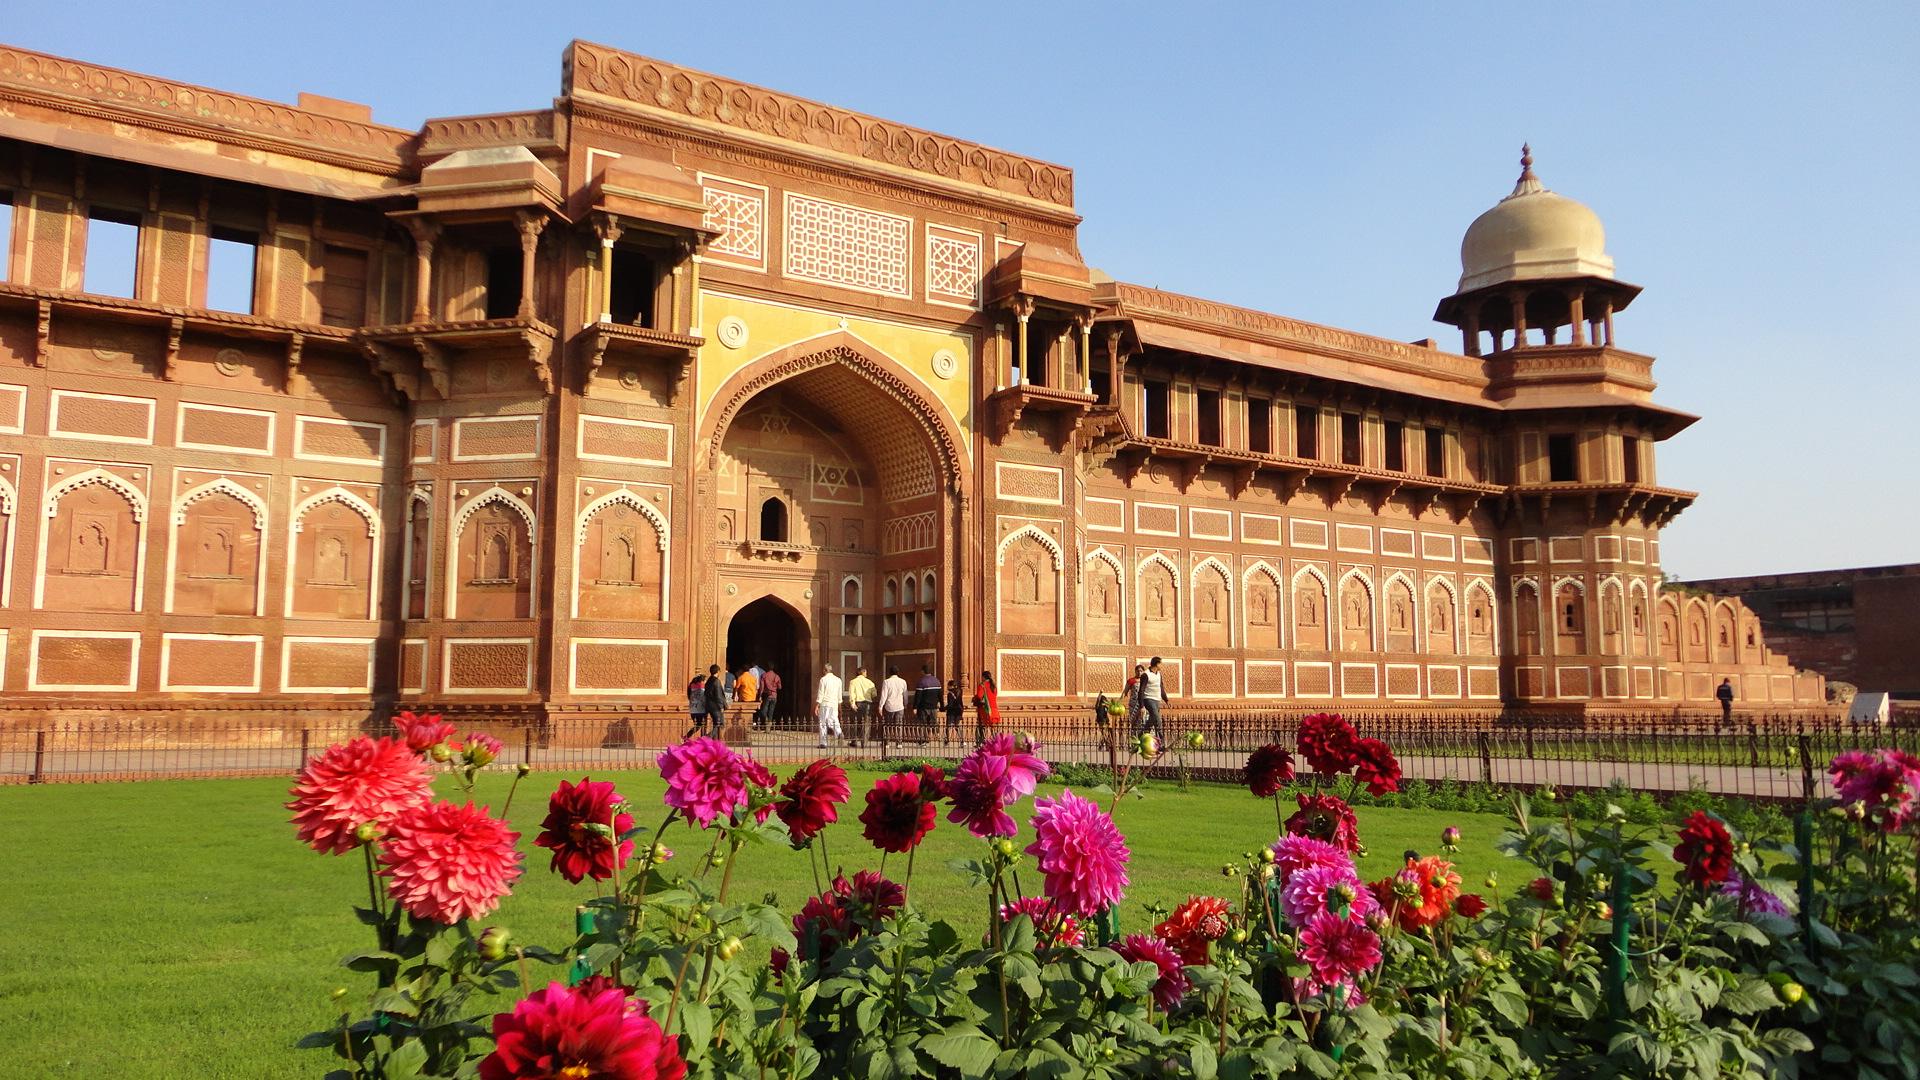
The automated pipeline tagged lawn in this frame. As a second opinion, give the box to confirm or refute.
[0,767,1523,1079]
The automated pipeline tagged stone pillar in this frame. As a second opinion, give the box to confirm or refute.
[514,211,545,321]
[1568,291,1586,346]
[1013,295,1034,387]
[592,213,623,323]
[1077,314,1093,393]
[405,218,439,324]
[1508,291,1528,350]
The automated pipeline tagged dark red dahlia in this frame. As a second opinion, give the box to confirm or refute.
[1673,811,1734,887]
[1243,743,1296,798]
[1526,876,1556,903]
[1349,738,1402,796]
[1454,893,1489,919]
[775,759,850,844]
[860,770,939,853]
[837,870,905,927]
[791,892,854,962]
[1296,713,1357,776]
[1115,933,1189,1011]
[1285,792,1361,852]
[534,778,634,884]
[909,764,950,800]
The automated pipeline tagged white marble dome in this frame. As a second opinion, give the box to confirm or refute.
[1457,146,1614,293]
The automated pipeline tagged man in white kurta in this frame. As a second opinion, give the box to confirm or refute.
[814,664,844,747]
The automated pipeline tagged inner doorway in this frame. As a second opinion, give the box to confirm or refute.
[724,596,808,723]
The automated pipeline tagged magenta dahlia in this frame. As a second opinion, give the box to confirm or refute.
[479,981,685,1080]
[1830,749,1920,831]
[657,737,748,828]
[1296,910,1383,988]
[287,736,434,854]
[1269,834,1353,887]
[395,710,457,754]
[741,756,778,824]
[1025,789,1131,917]
[999,896,1084,948]
[379,800,523,924]
[534,778,634,884]
[1281,864,1380,927]
[1114,933,1189,1010]
[947,733,1052,838]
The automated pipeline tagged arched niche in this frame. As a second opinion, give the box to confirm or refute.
[575,489,668,620]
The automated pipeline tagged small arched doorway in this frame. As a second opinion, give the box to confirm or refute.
[725,596,809,723]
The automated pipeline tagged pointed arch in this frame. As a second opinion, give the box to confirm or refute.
[174,477,268,529]
[1464,578,1497,655]
[1191,556,1234,593]
[166,477,269,617]
[1084,547,1126,639]
[1292,564,1331,651]
[447,486,538,621]
[1512,575,1542,656]
[1383,570,1419,650]
[1598,576,1626,655]
[283,485,381,621]
[995,523,1064,569]
[572,487,671,620]
[1191,556,1234,647]
[1243,560,1284,650]
[404,485,434,622]
[453,486,536,542]
[292,486,379,536]
[1337,568,1376,652]
[36,467,149,612]
[44,467,147,522]
[0,474,17,516]
[1136,551,1181,646]
[1424,575,1459,655]
[0,474,14,607]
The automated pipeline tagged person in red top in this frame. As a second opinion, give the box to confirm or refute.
[971,670,999,745]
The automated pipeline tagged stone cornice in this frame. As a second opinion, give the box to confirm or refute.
[562,41,1076,214]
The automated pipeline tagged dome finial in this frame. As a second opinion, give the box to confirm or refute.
[1507,142,1544,199]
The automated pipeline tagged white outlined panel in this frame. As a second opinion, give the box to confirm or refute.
[160,633,263,693]
[1335,523,1373,554]
[1189,508,1233,541]
[49,389,155,445]
[452,415,542,462]
[1290,519,1329,549]
[1190,659,1236,699]
[293,416,386,465]
[578,415,673,467]
[442,637,535,695]
[925,222,983,310]
[176,401,276,456]
[569,638,670,696]
[1294,661,1334,699]
[1384,662,1423,699]
[699,172,770,271]
[401,637,428,695]
[995,461,1064,505]
[1133,501,1180,538]
[994,648,1066,697]
[1240,512,1284,546]
[410,420,437,464]
[0,384,26,435]
[282,637,376,694]
[1085,496,1126,532]
[1244,660,1288,698]
[29,629,141,691]
[783,192,912,298]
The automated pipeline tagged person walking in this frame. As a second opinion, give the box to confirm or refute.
[1717,678,1735,723]
[1124,662,1146,734]
[877,665,909,747]
[814,663,843,748]
[758,664,783,730]
[683,671,708,739]
[914,664,942,744]
[943,678,966,745]
[1138,656,1167,737]
[701,663,727,739]
[972,670,999,744]
[848,666,876,747]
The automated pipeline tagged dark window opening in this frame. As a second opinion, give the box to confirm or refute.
[758,498,788,542]
[1621,435,1641,484]
[1089,363,1112,404]
[205,226,257,314]
[608,247,659,328]
[1295,405,1319,459]
[1144,380,1171,439]
[83,206,141,299]
[1384,420,1405,472]
[484,247,522,320]
[1247,398,1271,454]
[1547,434,1579,482]
[1426,427,1447,478]
[1340,413,1362,466]
[1196,389,1221,446]
[0,195,13,283]
[320,245,369,328]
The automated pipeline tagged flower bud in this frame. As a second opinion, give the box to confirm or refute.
[708,850,727,869]
[995,838,1018,860]
[429,743,453,763]
[650,842,674,864]
[1484,873,1499,890]
[1229,928,1249,945]
[1221,863,1238,877]
[1440,826,1461,851]
[1184,731,1204,750]
[1541,787,1559,803]
[1473,947,1496,968]
[1779,981,1804,1005]
[1593,902,1613,920]
[1135,732,1160,757]
[717,936,744,961]
[330,987,349,1001]
[516,763,533,777]
[478,926,511,962]
[1738,841,1751,855]
[353,822,380,845]
[1260,847,1276,864]
[1392,875,1422,903]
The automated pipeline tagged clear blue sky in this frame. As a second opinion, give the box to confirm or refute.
[10,2,1915,578]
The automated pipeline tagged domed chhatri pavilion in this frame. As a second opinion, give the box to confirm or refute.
[0,42,1822,732]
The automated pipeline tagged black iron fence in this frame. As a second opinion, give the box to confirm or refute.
[2,708,1909,802]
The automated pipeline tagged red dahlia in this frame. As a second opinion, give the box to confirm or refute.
[775,759,851,844]
[1285,792,1362,852]
[1526,877,1556,903]
[287,735,434,855]
[1153,895,1232,966]
[1673,811,1734,887]
[1243,744,1296,799]
[860,770,939,853]
[1297,713,1357,776]
[479,981,685,1080]
[535,778,634,884]
[742,756,779,824]
[1454,893,1489,919]
[1349,738,1402,796]
[395,710,456,754]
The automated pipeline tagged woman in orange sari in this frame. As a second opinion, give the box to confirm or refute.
[971,670,999,745]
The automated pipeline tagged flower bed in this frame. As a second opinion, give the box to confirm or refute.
[292,711,1920,1078]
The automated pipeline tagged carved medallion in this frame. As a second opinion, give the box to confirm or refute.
[716,316,749,350]
[931,349,957,380]
[618,368,643,390]
[214,348,248,377]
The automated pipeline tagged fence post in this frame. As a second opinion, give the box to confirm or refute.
[1747,722,1761,769]
[29,730,47,784]
[299,728,311,772]
[523,725,535,768]
[1477,731,1493,786]
[1523,713,1536,760]
[1797,734,1815,803]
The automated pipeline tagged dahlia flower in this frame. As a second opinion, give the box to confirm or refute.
[791,890,855,962]
[1829,749,1920,831]
[1296,911,1383,988]
[534,778,634,884]
[1454,893,1489,919]
[775,759,849,843]
[860,770,939,853]
[1526,876,1557,903]
[909,764,951,800]
[1269,834,1354,888]
[462,732,504,769]
[1154,895,1232,965]
[1243,743,1296,798]
[657,737,748,828]
[479,981,685,1080]
[287,736,434,854]
[741,756,778,824]
[1114,933,1189,1010]
[395,710,457,754]
[380,800,523,924]
[1025,789,1131,917]
[1285,792,1362,851]
[1349,737,1402,796]
[1375,855,1460,931]
[1718,872,1791,918]
[1281,864,1379,928]
[1297,713,1357,775]
[1000,896,1084,948]
[838,869,905,926]
[947,734,1052,838]
[1673,811,1734,887]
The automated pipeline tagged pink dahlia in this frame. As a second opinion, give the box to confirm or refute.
[1000,896,1084,948]
[1296,910,1383,988]
[462,732,504,768]
[1025,789,1131,917]
[1269,834,1354,888]
[1281,864,1380,928]
[1114,933,1189,1011]
[947,734,1052,838]
[742,756,779,824]
[1830,749,1920,831]
[657,737,748,828]
[479,981,685,1080]
[396,710,457,754]
[287,736,434,854]
[380,800,523,924]
[776,759,850,844]
[1285,792,1362,852]
[534,778,634,884]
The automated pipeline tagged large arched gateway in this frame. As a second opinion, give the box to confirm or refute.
[695,335,970,714]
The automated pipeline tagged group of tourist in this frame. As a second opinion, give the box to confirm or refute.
[682,661,1002,749]
[1097,655,1171,737]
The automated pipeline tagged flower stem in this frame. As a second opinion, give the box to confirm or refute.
[1273,791,1285,834]
[498,769,525,821]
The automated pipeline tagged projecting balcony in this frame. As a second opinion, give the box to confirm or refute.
[1114,433,1503,517]
[1499,481,1697,528]
[984,382,1097,442]
[358,316,559,398]
[578,321,703,403]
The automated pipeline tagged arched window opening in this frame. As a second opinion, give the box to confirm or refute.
[758,497,788,542]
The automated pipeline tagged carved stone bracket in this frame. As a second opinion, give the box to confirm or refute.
[162,317,184,381]
[363,340,420,400]
[1228,462,1259,498]
[579,324,698,402]
[1326,474,1358,507]
[31,300,51,366]
[284,333,305,395]
[411,336,451,398]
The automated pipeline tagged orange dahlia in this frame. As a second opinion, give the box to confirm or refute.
[1153,894,1232,965]
[1392,855,1461,931]
[380,800,524,924]
[287,736,434,855]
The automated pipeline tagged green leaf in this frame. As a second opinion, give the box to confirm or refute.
[1720,976,1781,1016]
[948,858,990,887]
[744,902,799,952]
[920,1024,998,1073]
[340,950,403,973]
[382,1038,428,1080]
[677,1001,712,1054]
[422,932,456,968]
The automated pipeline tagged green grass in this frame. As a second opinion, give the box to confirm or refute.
[0,770,1519,1079]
